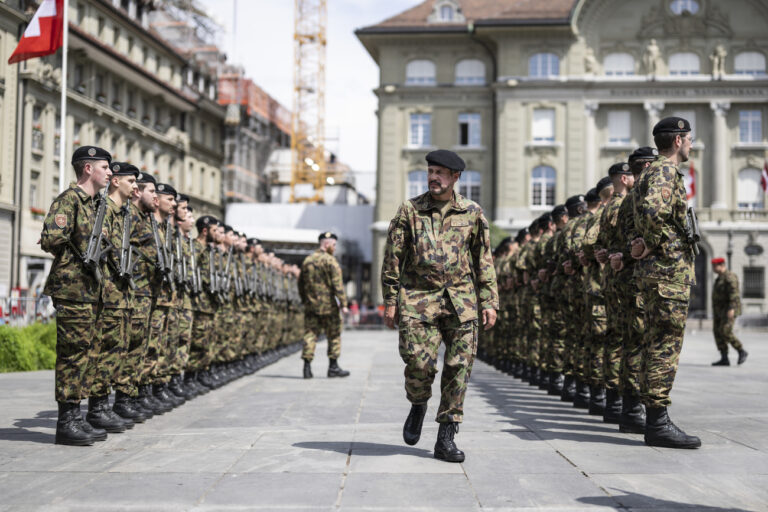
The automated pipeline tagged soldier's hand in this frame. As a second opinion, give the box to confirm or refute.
[727,309,735,321]
[631,238,649,259]
[384,305,398,330]
[342,306,349,315]
[482,308,497,330]
[563,260,574,275]
[595,248,609,264]
[609,253,624,272]
[578,251,589,267]
[538,269,548,282]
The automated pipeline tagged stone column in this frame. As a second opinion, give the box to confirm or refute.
[584,101,598,190]
[643,101,665,142]
[710,101,730,210]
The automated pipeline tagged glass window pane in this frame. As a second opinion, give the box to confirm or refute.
[737,168,764,209]
[531,166,556,207]
[604,53,635,76]
[408,170,428,198]
[607,111,631,144]
[455,59,485,85]
[406,60,436,85]
[669,52,700,75]
[532,109,555,141]
[734,52,766,75]
[529,53,559,78]
[739,110,762,143]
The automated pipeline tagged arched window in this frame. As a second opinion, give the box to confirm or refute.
[670,0,700,15]
[734,52,766,76]
[737,168,764,210]
[407,170,428,198]
[669,52,700,75]
[531,166,556,208]
[604,53,635,76]
[405,60,436,86]
[458,170,481,203]
[455,59,485,85]
[529,53,560,78]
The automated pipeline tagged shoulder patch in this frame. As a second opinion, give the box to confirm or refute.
[54,214,67,228]
[661,187,672,202]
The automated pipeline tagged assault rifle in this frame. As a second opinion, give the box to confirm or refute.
[222,247,233,296]
[164,218,176,283]
[150,215,175,291]
[189,237,201,296]
[174,227,186,290]
[117,204,139,289]
[686,206,701,256]
[208,244,219,297]
[78,187,112,282]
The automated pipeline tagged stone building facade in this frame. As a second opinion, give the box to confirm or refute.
[357,0,768,316]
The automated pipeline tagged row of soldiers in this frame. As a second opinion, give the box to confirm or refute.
[480,116,703,449]
[42,146,304,446]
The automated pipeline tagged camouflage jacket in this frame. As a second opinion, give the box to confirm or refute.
[595,192,625,257]
[713,270,741,316]
[41,184,101,302]
[581,206,605,297]
[191,239,215,314]
[381,191,498,323]
[531,232,552,296]
[179,233,193,310]
[129,203,157,297]
[633,155,695,286]
[298,248,346,315]
[101,198,132,309]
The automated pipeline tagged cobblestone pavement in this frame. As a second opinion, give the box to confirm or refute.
[0,327,765,511]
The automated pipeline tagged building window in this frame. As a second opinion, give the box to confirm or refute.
[670,0,699,15]
[734,52,766,76]
[604,53,635,76]
[210,170,217,196]
[94,74,105,101]
[458,170,481,203]
[29,183,38,209]
[113,27,120,47]
[409,113,432,147]
[455,59,485,85]
[531,166,556,208]
[97,17,105,38]
[458,113,481,147]
[529,53,559,78]
[607,111,631,144]
[111,81,121,109]
[405,60,436,86]
[440,5,454,21]
[74,64,84,91]
[743,267,765,299]
[669,52,700,75]
[674,110,697,139]
[737,168,764,210]
[532,108,555,143]
[739,110,762,143]
[407,170,428,198]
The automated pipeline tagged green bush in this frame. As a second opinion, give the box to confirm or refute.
[488,220,511,251]
[0,322,57,373]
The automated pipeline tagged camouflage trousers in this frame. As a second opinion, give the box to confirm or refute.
[302,310,342,361]
[126,295,152,395]
[713,315,743,352]
[88,307,130,397]
[53,300,101,403]
[144,304,178,384]
[188,311,214,372]
[526,297,542,369]
[543,295,566,374]
[640,279,690,408]
[563,279,585,379]
[169,307,193,375]
[215,304,238,363]
[398,315,478,423]
[603,277,624,391]
[618,274,645,398]
[585,294,607,388]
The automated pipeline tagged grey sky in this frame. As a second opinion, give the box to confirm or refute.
[199,0,416,199]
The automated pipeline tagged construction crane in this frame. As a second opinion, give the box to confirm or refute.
[290,0,327,203]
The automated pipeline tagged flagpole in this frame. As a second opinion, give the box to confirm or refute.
[58,0,68,192]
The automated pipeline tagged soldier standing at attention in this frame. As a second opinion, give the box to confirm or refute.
[41,146,112,446]
[382,149,498,463]
[298,232,350,379]
[710,257,748,366]
[630,116,700,449]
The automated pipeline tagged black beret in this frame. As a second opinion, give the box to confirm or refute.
[109,162,139,177]
[247,237,261,246]
[426,149,465,172]
[319,231,338,241]
[628,146,659,162]
[538,212,553,226]
[596,176,614,193]
[72,145,111,164]
[195,215,219,232]
[136,172,156,186]
[156,183,177,197]
[565,194,586,209]
[514,227,529,244]
[653,116,691,136]
[176,194,190,204]
[608,162,632,176]
[551,205,568,219]
[585,187,600,203]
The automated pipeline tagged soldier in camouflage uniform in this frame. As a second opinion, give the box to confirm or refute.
[41,146,112,446]
[540,206,568,394]
[382,149,498,463]
[530,214,555,390]
[710,257,748,366]
[631,116,701,449]
[298,231,350,378]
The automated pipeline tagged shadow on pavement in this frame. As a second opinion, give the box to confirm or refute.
[257,374,308,380]
[579,488,757,511]
[0,410,57,444]
[294,441,433,458]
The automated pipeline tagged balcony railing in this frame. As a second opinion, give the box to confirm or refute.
[696,208,768,222]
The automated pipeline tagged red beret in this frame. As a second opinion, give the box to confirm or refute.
[711,257,725,265]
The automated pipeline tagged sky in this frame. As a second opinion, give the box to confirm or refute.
[198,0,418,200]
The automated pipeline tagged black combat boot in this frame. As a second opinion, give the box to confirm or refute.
[560,375,576,402]
[434,422,465,463]
[403,403,428,446]
[618,394,646,434]
[86,395,129,433]
[169,375,194,400]
[113,391,147,423]
[588,386,606,415]
[711,351,729,366]
[548,373,564,396]
[55,401,97,446]
[130,395,154,420]
[138,384,168,414]
[538,371,550,390]
[328,359,350,378]
[197,370,215,389]
[155,382,184,407]
[644,407,701,449]
[572,380,590,409]
[602,389,622,424]
[737,349,748,365]
[520,365,531,382]
[303,359,313,379]
[528,368,540,386]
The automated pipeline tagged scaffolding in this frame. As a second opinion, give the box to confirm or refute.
[290,0,327,203]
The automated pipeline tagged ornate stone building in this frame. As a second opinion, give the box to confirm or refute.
[357,0,768,315]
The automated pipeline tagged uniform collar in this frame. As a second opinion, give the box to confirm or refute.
[412,190,469,213]
[71,183,93,204]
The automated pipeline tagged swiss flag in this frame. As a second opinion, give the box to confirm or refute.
[762,160,768,193]
[8,0,64,64]
[684,159,696,202]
